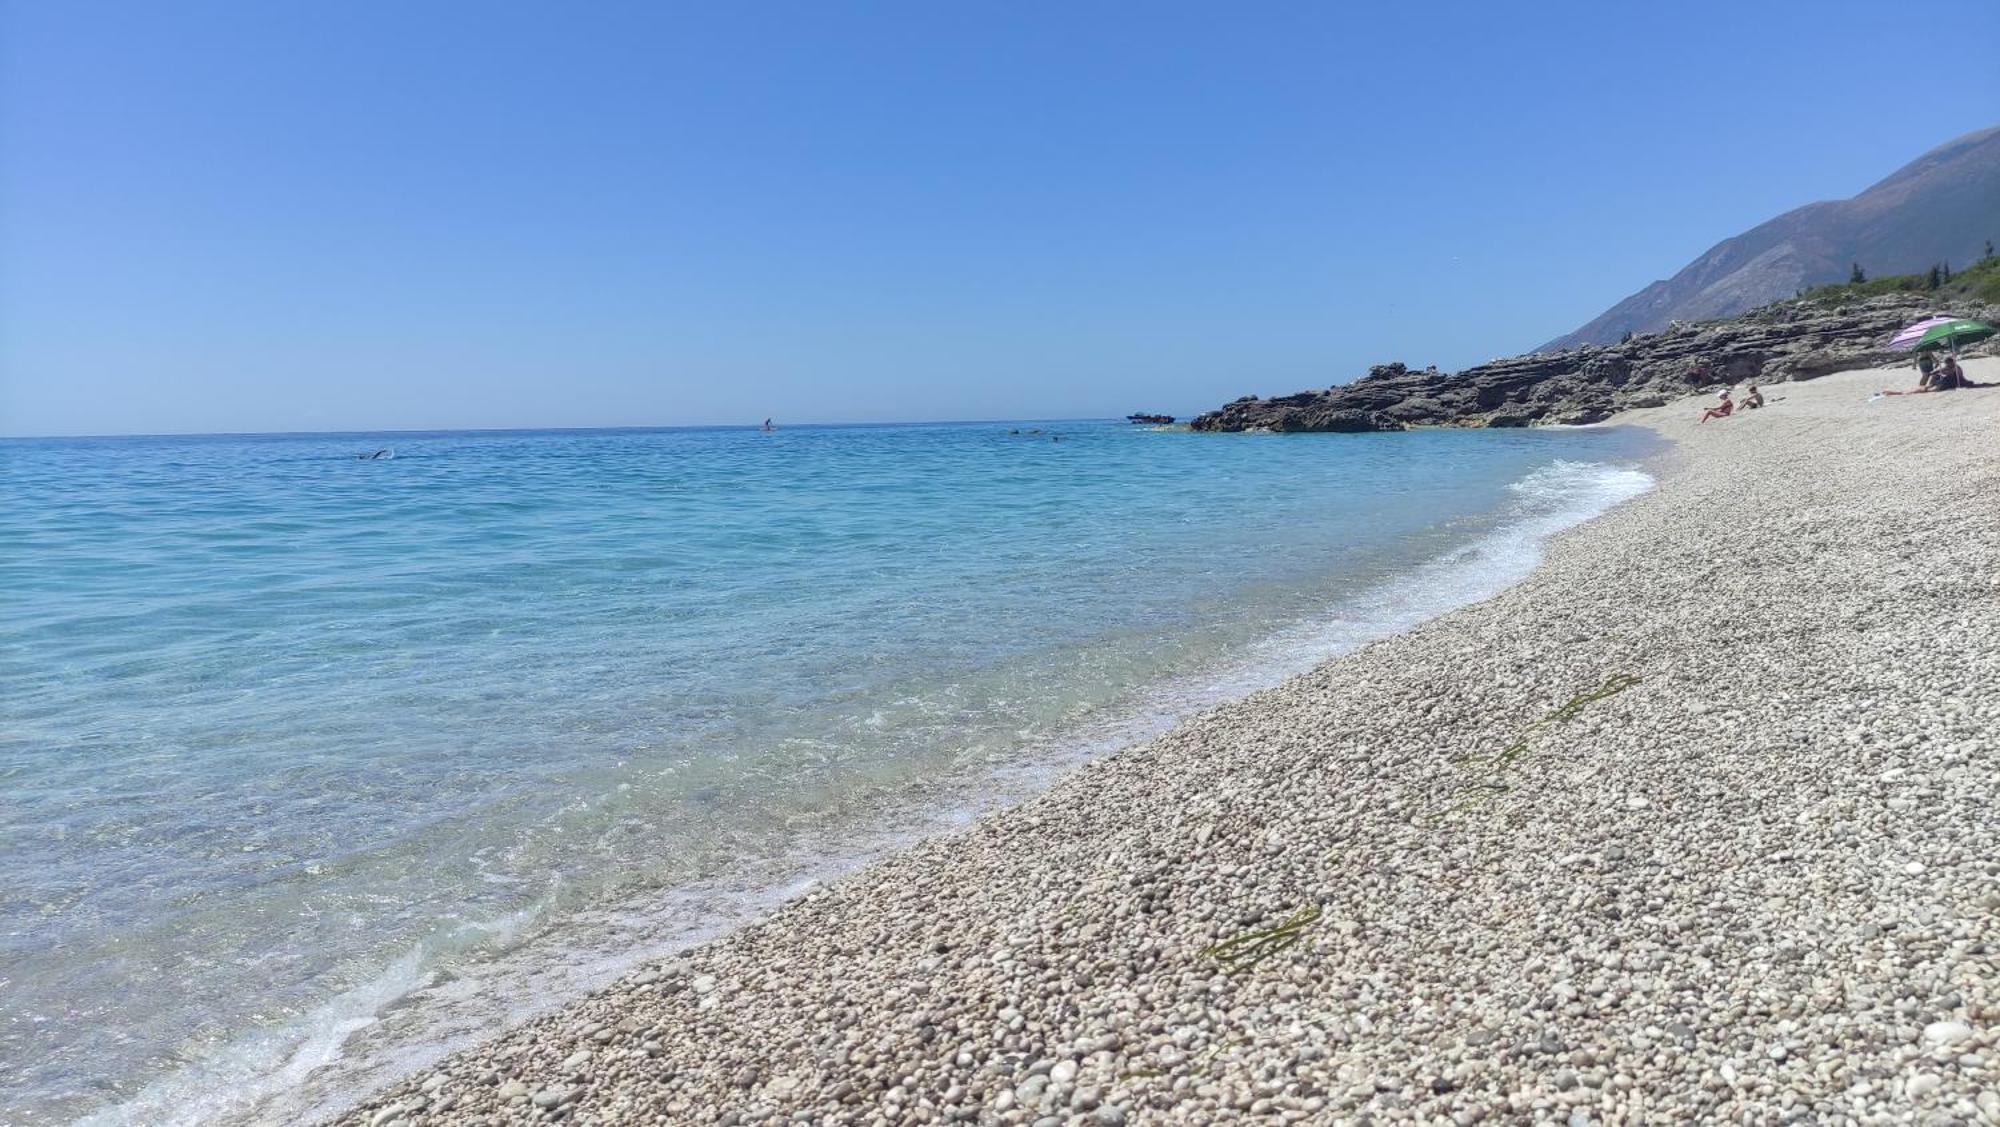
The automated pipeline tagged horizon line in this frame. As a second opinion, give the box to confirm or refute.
[0,414,1196,442]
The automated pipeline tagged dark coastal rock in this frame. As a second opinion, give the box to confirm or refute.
[1266,407,1402,433]
[1771,348,1883,381]
[1188,292,1998,433]
[1546,404,1615,426]
[1381,397,1448,422]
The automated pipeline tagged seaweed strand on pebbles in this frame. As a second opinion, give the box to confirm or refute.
[1434,672,1642,818]
[1198,904,1323,975]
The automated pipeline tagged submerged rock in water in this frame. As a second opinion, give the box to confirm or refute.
[1189,292,1999,432]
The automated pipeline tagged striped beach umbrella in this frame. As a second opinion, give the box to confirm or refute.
[1886,315,1957,350]
[1911,318,1996,353]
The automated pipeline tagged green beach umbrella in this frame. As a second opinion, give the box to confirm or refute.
[1912,318,1996,353]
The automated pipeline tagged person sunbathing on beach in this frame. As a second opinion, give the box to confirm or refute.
[1935,355,1987,389]
[1698,389,1733,422]
[1740,385,1765,410]
[1883,357,1984,395]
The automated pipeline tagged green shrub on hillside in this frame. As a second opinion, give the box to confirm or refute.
[1793,253,2000,308]
[1956,254,2000,304]
[1796,273,1929,305]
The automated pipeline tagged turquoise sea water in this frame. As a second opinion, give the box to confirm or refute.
[1,420,1657,1123]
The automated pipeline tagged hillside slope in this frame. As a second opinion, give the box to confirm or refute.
[1542,124,2000,351]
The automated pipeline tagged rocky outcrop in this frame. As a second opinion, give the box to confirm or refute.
[1190,293,1996,433]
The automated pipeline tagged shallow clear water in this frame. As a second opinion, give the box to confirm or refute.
[0,420,1657,1123]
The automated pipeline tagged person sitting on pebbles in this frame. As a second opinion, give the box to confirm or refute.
[1883,356,1984,395]
[1740,384,1765,410]
[1936,355,1988,389]
[1698,388,1734,422]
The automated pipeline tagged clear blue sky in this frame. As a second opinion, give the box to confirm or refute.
[3,1,1995,436]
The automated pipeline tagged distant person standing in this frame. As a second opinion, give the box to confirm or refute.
[761,417,774,432]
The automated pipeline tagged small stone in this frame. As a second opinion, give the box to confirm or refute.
[561,1049,592,1072]
[691,974,719,994]
[1095,1107,1127,1127]
[1050,1059,1080,1084]
[497,1080,528,1100]
[532,1086,574,1109]
[1905,1073,1941,1099]
[1922,1020,1973,1047]
[368,1105,406,1127]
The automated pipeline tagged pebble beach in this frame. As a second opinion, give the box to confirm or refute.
[335,360,1999,1126]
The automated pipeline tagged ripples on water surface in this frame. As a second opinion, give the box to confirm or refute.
[0,420,1657,1122]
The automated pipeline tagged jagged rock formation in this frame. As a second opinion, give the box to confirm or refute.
[1190,293,1997,433]
[1541,124,2000,350]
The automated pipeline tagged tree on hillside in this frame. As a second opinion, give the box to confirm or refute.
[1926,263,1943,289]
[1986,238,1995,260]
[1942,261,1952,283]
[1849,262,1866,284]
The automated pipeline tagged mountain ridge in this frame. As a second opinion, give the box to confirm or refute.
[1541,124,2000,351]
